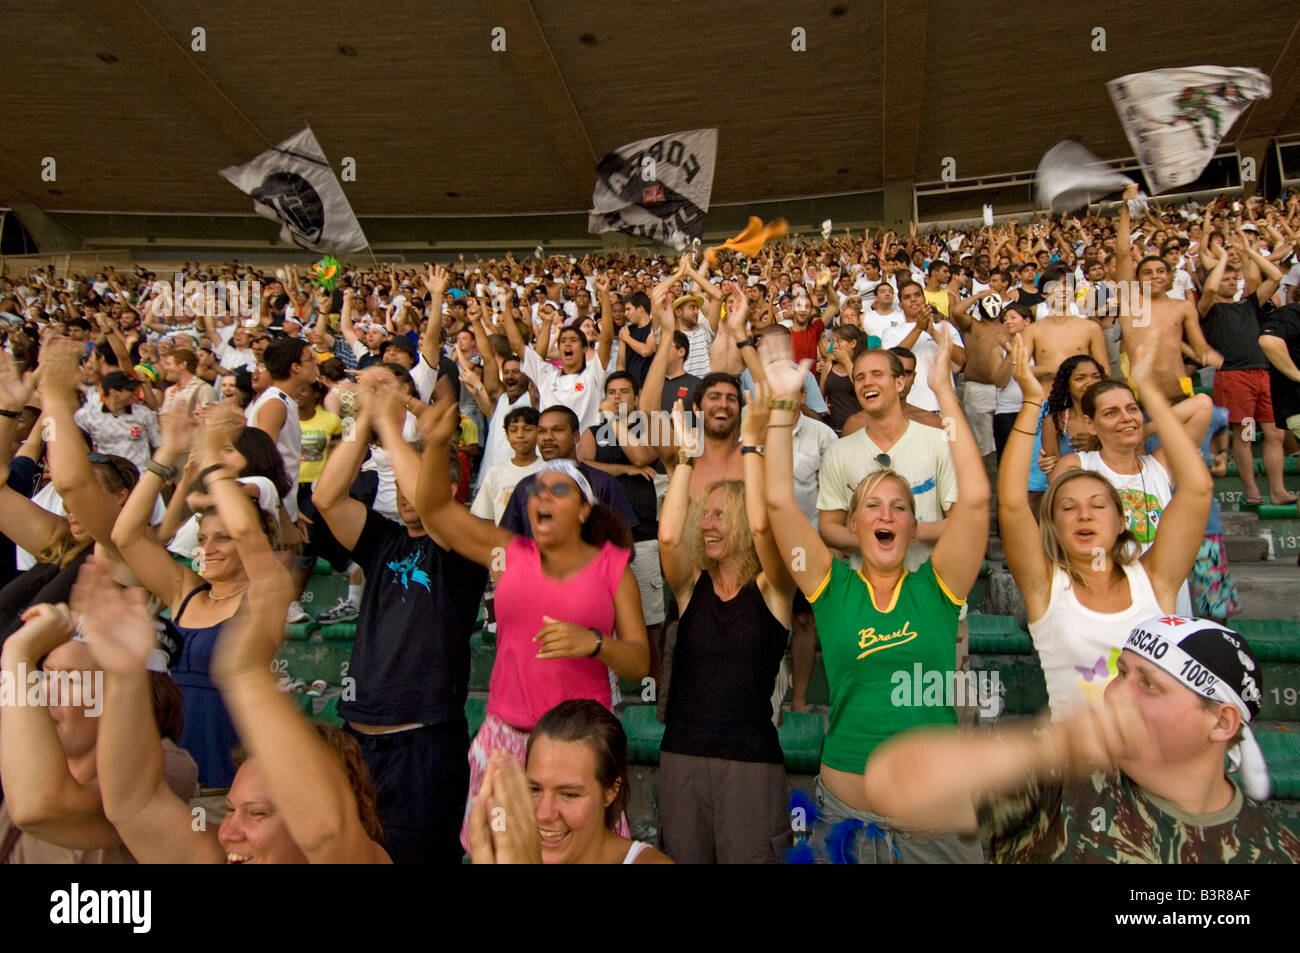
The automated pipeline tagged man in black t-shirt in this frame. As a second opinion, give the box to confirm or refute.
[618,291,656,388]
[1259,303,1300,442]
[579,372,666,681]
[658,331,702,419]
[312,375,487,864]
[1200,240,1293,505]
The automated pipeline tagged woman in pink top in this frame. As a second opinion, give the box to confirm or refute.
[413,395,648,850]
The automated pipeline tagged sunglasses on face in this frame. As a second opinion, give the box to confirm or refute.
[525,480,578,499]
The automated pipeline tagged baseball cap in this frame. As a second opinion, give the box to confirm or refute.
[102,370,139,392]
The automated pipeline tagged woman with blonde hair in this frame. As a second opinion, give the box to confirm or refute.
[762,327,989,864]
[656,392,796,863]
[998,336,1212,720]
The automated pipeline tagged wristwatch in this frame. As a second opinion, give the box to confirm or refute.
[587,627,604,658]
[741,445,765,456]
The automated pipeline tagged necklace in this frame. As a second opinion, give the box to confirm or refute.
[207,584,249,602]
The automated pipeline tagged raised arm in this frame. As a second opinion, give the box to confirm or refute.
[759,343,833,597]
[110,402,199,611]
[637,286,676,422]
[740,383,795,608]
[212,548,385,863]
[310,386,373,552]
[1114,184,1138,283]
[0,603,122,849]
[419,265,449,368]
[74,557,225,864]
[996,334,1053,619]
[595,274,616,369]
[656,401,700,603]
[928,327,991,599]
[0,353,65,557]
[41,340,124,558]
[413,394,513,571]
[1131,345,1212,607]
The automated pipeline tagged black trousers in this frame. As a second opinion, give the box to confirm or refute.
[347,719,470,864]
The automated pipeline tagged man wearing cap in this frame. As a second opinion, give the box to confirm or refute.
[73,371,160,471]
[861,616,1300,863]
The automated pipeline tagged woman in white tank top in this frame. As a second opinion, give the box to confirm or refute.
[1052,379,1212,618]
[997,339,1212,719]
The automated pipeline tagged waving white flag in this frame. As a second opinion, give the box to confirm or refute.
[220,126,368,254]
[588,128,717,250]
[1108,66,1271,194]
[1036,139,1135,211]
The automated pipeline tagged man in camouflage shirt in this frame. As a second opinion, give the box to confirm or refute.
[863,616,1300,863]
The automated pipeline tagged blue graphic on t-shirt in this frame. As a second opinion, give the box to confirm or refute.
[387,550,431,592]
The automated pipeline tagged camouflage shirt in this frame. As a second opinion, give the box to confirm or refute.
[980,770,1300,863]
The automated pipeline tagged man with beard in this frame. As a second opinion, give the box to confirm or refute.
[468,332,537,477]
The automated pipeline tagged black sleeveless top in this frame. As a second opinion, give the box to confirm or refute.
[661,572,788,764]
[823,368,859,435]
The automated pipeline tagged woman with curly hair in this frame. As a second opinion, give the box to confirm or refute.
[1037,354,1106,473]
[656,392,796,863]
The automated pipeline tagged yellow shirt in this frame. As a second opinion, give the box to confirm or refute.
[299,406,344,484]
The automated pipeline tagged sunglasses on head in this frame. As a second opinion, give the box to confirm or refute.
[88,452,135,488]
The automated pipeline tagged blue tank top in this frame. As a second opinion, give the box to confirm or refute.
[171,584,241,787]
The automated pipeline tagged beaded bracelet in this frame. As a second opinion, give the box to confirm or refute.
[768,398,798,411]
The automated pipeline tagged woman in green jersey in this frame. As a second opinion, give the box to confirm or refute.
[762,327,990,863]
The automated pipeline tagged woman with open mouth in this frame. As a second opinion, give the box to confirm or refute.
[999,336,1212,720]
[412,393,648,853]
[655,389,797,863]
[77,473,388,863]
[762,327,990,863]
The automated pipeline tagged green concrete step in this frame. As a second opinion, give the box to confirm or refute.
[779,711,826,774]
[275,636,353,686]
[618,705,825,773]
[284,621,318,641]
[309,695,344,727]
[319,622,357,642]
[1225,457,1300,478]
[469,634,495,692]
[1258,727,1300,800]
[1234,620,1300,663]
[968,614,1033,655]
[466,697,487,738]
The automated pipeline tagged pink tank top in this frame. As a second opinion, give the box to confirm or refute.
[489,537,630,730]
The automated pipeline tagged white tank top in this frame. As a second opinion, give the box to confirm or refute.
[245,386,301,519]
[622,840,651,864]
[1073,451,1190,615]
[1030,560,1164,721]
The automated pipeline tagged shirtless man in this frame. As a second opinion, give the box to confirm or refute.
[642,282,745,495]
[950,269,1015,458]
[1021,263,1110,386]
[1116,183,1222,401]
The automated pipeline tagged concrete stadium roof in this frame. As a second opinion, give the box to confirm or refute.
[1,0,1297,220]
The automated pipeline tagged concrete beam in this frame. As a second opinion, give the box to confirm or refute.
[880,0,930,190]
[481,0,598,210]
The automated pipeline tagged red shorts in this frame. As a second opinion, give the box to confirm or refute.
[1213,368,1274,426]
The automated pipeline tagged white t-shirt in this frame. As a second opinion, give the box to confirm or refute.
[815,421,958,571]
[880,320,965,412]
[409,353,439,403]
[791,415,838,525]
[861,309,906,342]
[214,325,256,371]
[361,413,422,522]
[521,347,607,432]
[470,457,545,525]
[245,386,301,519]
[479,390,536,476]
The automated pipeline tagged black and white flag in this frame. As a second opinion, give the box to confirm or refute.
[220,126,368,254]
[588,128,717,250]
[1108,66,1271,194]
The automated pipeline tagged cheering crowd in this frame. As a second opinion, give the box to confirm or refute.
[2,188,1300,865]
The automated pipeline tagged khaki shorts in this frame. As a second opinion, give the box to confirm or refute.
[630,538,666,626]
